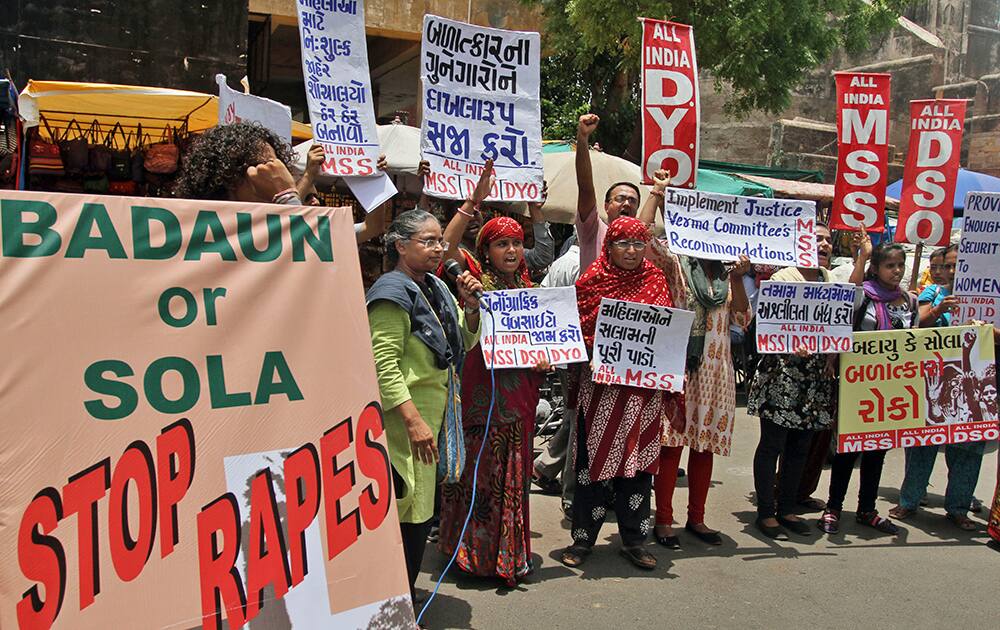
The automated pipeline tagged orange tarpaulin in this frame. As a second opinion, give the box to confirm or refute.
[19,80,312,148]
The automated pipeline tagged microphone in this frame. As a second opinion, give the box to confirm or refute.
[443,258,489,311]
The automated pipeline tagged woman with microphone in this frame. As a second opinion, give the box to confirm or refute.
[437,160,552,586]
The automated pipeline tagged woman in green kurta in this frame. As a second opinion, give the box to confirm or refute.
[366,209,481,603]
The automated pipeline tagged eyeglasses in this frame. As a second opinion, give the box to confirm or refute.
[611,194,640,205]
[610,239,647,251]
[407,238,449,250]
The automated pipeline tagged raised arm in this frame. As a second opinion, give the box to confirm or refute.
[576,114,599,223]
[295,144,325,201]
[355,200,390,244]
[523,181,554,271]
[848,231,872,286]
[442,159,494,268]
[638,169,669,226]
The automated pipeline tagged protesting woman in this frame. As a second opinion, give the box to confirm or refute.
[561,216,674,570]
[819,238,915,535]
[748,223,836,538]
[437,161,551,586]
[890,245,988,531]
[636,171,750,548]
[366,210,482,603]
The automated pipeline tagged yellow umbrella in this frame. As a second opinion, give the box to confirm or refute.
[19,80,312,148]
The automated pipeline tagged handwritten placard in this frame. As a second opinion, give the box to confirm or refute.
[592,298,695,392]
[419,14,543,202]
[480,287,586,369]
[755,281,857,354]
[296,0,381,177]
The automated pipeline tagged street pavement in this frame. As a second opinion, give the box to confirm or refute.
[415,406,999,630]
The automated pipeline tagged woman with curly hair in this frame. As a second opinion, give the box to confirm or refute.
[437,160,550,586]
[174,122,299,203]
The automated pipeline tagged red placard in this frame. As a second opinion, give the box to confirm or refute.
[641,19,699,188]
[830,72,892,232]
[894,99,966,246]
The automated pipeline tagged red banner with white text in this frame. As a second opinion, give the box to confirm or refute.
[641,18,699,188]
[830,72,892,233]
[894,99,966,246]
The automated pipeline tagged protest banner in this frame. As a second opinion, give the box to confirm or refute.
[0,191,412,629]
[830,72,892,233]
[479,287,587,369]
[837,325,998,453]
[755,281,856,354]
[419,15,543,202]
[296,0,382,177]
[953,191,1000,326]
[661,187,819,268]
[592,298,695,392]
[895,99,966,246]
[216,73,293,144]
[640,18,699,188]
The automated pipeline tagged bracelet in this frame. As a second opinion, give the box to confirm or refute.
[456,205,475,218]
[272,188,298,203]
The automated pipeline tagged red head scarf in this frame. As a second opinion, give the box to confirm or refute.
[474,216,531,290]
[575,216,672,347]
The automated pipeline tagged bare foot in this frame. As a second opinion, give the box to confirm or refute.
[689,522,718,535]
[759,517,780,528]
[654,524,675,537]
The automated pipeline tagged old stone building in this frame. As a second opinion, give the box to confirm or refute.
[700,0,1000,179]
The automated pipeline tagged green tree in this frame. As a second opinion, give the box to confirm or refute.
[534,0,912,158]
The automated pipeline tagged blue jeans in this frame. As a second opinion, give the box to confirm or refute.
[898,442,986,516]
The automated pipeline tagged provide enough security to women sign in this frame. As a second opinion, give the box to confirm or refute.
[0,191,412,630]
[480,287,587,368]
[592,298,694,392]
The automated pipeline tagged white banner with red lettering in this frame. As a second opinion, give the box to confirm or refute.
[830,72,891,233]
[640,18,699,189]
[894,99,966,246]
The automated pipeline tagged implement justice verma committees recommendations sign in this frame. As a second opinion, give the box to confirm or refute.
[661,187,819,268]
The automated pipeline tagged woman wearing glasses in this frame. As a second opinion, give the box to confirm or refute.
[561,216,675,571]
[366,209,483,605]
[437,160,552,586]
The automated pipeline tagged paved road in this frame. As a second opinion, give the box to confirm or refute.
[415,407,999,630]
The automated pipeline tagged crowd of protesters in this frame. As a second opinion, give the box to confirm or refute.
[175,119,1000,611]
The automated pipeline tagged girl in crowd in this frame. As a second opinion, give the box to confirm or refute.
[891,245,987,530]
[748,223,836,538]
[819,238,915,535]
[366,210,482,603]
[637,171,750,548]
[561,216,674,570]
[437,161,551,586]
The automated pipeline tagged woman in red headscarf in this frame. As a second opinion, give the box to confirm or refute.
[437,168,550,586]
[561,216,674,571]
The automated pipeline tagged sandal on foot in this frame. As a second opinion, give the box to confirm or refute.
[888,505,916,520]
[560,545,591,567]
[856,511,898,535]
[755,518,787,539]
[817,509,840,534]
[685,522,723,545]
[655,533,681,549]
[777,516,812,536]
[620,546,657,570]
[946,513,977,531]
[532,474,562,496]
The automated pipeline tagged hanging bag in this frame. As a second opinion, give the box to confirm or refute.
[59,119,89,174]
[108,123,132,180]
[144,125,179,174]
[131,124,149,183]
[28,116,65,176]
[87,121,113,174]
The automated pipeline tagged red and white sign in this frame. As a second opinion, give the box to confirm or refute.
[830,72,892,233]
[894,99,966,246]
[640,19,699,188]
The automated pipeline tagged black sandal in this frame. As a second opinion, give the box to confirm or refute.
[619,545,657,570]
[560,544,591,568]
[777,516,812,536]
[655,534,681,549]
[685,522,723,545]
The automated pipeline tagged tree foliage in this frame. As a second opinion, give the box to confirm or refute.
[533,0,912,156]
